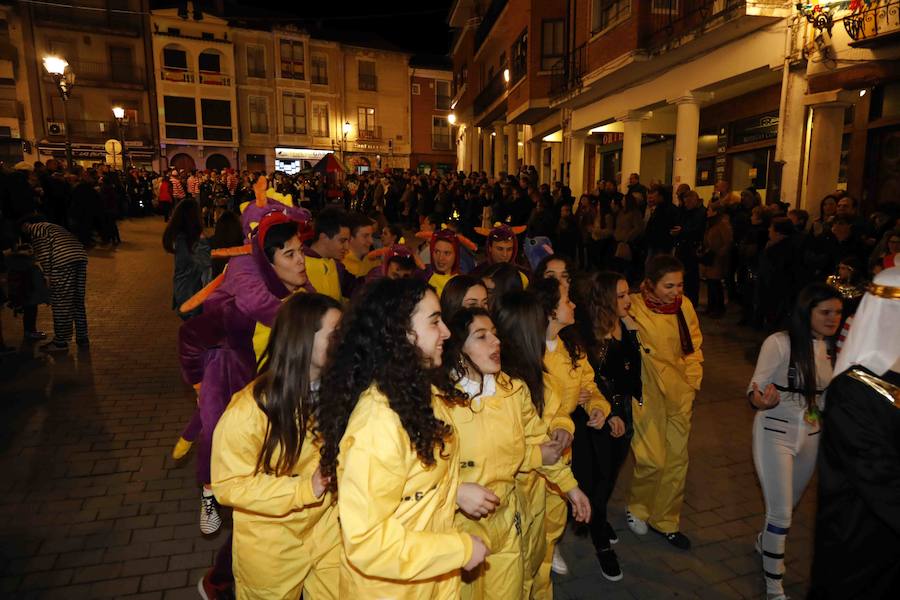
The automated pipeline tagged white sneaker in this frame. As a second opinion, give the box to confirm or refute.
[626,510,648,535]
[200,490,222,535]
[551,547,569,575]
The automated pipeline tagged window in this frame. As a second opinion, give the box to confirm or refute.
[311,102,329,136]
[511,29,527,83]
[198,51,221,73]
[592,0,631,33]
[248,96,268,134]
[651,0,678,14]
[163,47,188,70]
[311,53,327,84]
[435,80,451,110]
[163,95,197,139]
[412,83,421,95]
[358,60,376,91]
[109,45,134,83]
[246,44,265,78]
[279,39,304,80]
[541,20,564,71]
[282,92,306,134]
[432,116,452,150]
[358,106,376,134]
[201,99,232,141]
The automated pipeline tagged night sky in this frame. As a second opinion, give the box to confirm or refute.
[224,0,455,57]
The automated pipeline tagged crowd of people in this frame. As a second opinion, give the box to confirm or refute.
[159,162,898,600]
[2,155,898,599]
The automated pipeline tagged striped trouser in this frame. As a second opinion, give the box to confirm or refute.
[752,401,820,595]
[50,261,88,344]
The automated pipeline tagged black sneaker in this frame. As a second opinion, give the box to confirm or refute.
[597,548,623,581]
[605,521,619,545]
[649,525,691,550]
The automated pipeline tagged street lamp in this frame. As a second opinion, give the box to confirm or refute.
[447,113,457,125]
[112,105,127,169]
[342,120,351,170]
[43,55,75,168]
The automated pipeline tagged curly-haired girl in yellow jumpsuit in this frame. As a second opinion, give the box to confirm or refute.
[211,293,343,600]
[442,308,591,600]
[317,278,492,599]
[626,255,703,550]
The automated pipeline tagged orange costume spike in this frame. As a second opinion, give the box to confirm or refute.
[211,244,252,258]
[253,175,268,208]
[179,273,225,315]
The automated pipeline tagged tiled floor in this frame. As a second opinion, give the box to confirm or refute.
[0,218,814,599]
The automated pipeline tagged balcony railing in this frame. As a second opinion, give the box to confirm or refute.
[47,119,152,141]
[357,126,383,140]
[30,3,142,34]
[199,71,231,86]
[844,0,900,46]
[474,0,509,52]
[645,0,745,41]
[550,43,586,99]
[67,60,145,86]
[473,70,505,116]
[161,67,195,83]
[358,73,377,91]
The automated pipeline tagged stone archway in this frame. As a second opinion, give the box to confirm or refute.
[206,153,230,171]
[170,153,195,172]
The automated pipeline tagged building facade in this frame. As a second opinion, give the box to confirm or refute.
[151,4,238,172]
[0,4,35,165]
[16,0,157,168]
[409,63,456,174]
[452,1,900,217]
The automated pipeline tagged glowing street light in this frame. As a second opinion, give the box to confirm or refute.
[503,68,510,83]
[447,113,457,125]
[43,55,75,166]
[42,55,68,76]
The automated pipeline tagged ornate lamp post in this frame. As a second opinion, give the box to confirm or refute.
[342,120,351,170]
[43,55,75,167]
[112,105,127,169]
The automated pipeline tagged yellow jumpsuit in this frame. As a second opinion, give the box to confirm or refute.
[428,271,455,297]
[304,255,343,302]
[533,339,611,599]
[342,251,379,278]
[211,385,339,600]
[627,294,703,533]
[337,384,474,599]
[448,374,577,600]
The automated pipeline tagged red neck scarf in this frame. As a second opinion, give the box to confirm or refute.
[641,283,695,355]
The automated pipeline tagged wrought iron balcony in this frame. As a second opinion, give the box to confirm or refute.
[645,0,745,41]
[47,119,152,141]
[473,70,505,116]
[843,0,900,46]
[160,67,195,83]
[474,0,508,52]
[67,60,145,86]
[199,71,231,86]
[357,126,383,140]
[550,43,586,100]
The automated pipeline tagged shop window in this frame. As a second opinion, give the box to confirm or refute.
[696,157,715,187]
[592,0,630,33]
[731,148,770,193]
[541,20,564,71]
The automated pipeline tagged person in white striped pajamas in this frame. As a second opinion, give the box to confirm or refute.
[20,219,89,353]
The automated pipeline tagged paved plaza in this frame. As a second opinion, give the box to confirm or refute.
[0,218,815,599]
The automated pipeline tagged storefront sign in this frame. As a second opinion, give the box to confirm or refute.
[275,147,330,161]
[600,132,623,145]
[731,112,779,146]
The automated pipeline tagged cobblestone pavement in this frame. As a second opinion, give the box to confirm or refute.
[0,218,814,599]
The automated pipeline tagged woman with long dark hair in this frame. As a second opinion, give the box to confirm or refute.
[440,307,590,599]
[210,293,342,599]
[481,262,524,312]
[316,278,490,599]
[572,271,642,581]
[163,197,210,319]
[626,254,703,550]
[529,276,610,583]
[440,274,488,321]
[748,282,842,600]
